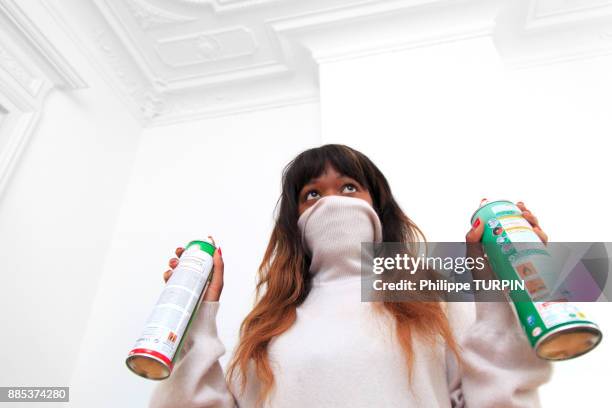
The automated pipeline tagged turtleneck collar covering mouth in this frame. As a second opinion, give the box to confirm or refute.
[297,195,383,285]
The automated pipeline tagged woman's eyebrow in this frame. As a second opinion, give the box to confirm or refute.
[300,180,317,189]
[300,174,360,188]
[338,175,361,184]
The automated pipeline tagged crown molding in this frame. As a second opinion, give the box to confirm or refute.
[0,65,50,199]
[173,0,284,14]
[39,0,501,126]
[525,0,612,30]
[268,0,500,64]
[0,108,41,201]
[0,0,87,90]
[30,0,612,126]
[0,41,44,102]
[148,90,317,127]
[125,0,198,30]
[0,1,89,199]
[494,0,612,69]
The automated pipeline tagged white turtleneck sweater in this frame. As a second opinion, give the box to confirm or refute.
[149,197,552,407]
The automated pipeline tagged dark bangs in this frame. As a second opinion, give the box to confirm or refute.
[282,144,372,202]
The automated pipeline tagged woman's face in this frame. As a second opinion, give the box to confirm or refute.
[298,164,373,216]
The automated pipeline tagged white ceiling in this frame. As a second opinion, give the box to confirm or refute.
[34,0,612,126]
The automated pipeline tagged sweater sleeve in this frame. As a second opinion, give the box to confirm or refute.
[149,301,237,408]
[447,301,553,408]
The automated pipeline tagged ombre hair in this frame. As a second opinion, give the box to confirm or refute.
[227,144,461,405]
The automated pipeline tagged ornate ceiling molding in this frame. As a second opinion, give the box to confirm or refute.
[125,0,198,30]
[267,0,500,64]
[495,0,612,69]
[0,1,87,199]
[0,0,87,90]
[155,27,258,67]
[35,0,612,126]
[0,43,43,98]
[171,0,284,13]
[89,25,160,121]
[526,0,612,29]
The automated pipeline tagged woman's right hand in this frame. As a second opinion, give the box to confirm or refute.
[163,244,225,302]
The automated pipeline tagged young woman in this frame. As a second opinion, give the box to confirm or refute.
[151,144,551,408]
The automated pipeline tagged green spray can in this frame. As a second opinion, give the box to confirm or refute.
[471,200,602,360]
[126,239,216,379]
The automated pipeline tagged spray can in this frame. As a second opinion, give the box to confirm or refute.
[471,200,602,360]
[126,239,216,379]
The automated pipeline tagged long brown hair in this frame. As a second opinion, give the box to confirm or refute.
[227,144,461,404]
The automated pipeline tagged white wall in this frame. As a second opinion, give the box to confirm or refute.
[0,69,141,388]
[319,36,612,407]
[68,102,321,407]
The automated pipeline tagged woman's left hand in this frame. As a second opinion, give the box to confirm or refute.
[465,201,548,282]
[466,201,548,245]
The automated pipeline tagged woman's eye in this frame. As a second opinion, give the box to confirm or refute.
[342,184,358,193]
[305,190,320,201]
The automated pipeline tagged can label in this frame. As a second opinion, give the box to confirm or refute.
[472,200,600,356]
[127,240,215,377]
[535,302,588,329]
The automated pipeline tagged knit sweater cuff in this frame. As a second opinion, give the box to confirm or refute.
[189,301,221,339]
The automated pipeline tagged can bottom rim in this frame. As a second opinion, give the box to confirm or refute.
[126,351,172,380]
[535,323,603,361]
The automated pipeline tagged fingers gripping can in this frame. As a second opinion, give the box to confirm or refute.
[471,200,602,361]
[126,239,216,380]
